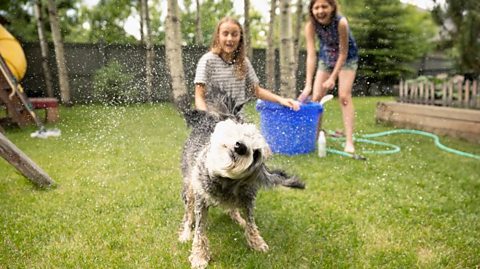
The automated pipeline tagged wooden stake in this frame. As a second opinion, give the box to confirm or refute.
[0,132,55,187]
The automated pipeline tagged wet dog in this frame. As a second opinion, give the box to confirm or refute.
[178,96,304,268]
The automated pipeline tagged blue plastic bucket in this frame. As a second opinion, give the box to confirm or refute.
[256,100,323,155]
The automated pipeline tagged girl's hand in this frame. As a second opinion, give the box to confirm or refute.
[298,87,312,103]
[322,78,335,90]
[280,98,300,111]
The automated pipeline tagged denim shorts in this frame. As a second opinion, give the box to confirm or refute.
[317,59,358,72]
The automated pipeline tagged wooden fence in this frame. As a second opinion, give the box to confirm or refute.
[398,79,479,109]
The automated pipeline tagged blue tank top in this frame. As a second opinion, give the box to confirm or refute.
[314,15,358,68]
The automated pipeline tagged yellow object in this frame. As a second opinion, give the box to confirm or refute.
[0,24,27,80]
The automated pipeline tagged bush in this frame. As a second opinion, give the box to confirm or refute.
[92,60,140,105]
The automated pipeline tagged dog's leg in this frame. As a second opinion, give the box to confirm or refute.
[227,208,247,228]
[179,186,195,242]
[243,204,269,252]
[189,197,210,269]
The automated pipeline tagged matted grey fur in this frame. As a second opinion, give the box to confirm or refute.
[179,95,305,269]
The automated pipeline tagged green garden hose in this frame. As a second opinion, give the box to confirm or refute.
[327,129,480,161]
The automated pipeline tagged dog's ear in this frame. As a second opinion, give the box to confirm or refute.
[184,109,209,128]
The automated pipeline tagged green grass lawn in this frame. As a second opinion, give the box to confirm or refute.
[1,97,479,268]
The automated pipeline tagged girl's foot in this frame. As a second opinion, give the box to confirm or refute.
[344,144,355,154]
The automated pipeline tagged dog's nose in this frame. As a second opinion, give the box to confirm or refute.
[234,142,247,155]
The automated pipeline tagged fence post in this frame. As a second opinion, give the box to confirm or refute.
[464,80,470,108]
[432,82,436,105]
[442,82,447,106]
[399,80,404,102]
[472,80,478,108]
[419,82,424,104]
[448,81,453,106]
[457,80,463,107]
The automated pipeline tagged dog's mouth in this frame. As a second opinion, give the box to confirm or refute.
[229,150,238,163]
[252,149,261,163]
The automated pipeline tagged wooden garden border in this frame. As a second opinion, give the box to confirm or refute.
[376,101,480,144]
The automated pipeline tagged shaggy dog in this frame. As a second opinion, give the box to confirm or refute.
[179,96,305,269]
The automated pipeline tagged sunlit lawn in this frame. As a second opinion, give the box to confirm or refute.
[1,97,479,268]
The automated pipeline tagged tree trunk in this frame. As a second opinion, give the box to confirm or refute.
[266,0,277,90]
[165,0,188,109]
[195,0,204,45]
[141,0,154,102]
[0,132,55,187]
[292,0,303,84]
[244,0,252,59]
[33,0,54,98]
[138,0,144,43]
[279,0,296,98]
[46,0,71,105]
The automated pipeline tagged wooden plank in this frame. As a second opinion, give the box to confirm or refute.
[411,83,415,103]
[473,80,478,108]
[376,101,480,123]
[448,81,453,106]
[399,80,404,102]
[427,82,431,104]
[430,83,435,105]
[457,81,463,107]
[376,102,480,144]
[419,82,424,103]
[0,132,55,187]
[442,82,447,106]
[377,110,480,133]
[376,111,480,144]
[465,80,470,108]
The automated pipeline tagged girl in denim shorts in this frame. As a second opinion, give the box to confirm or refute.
[298,0,358,154]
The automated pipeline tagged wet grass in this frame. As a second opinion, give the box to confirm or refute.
[1,97,479,268]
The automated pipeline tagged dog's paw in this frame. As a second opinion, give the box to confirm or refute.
[179,229,192,243]
[248,237,269,252]
[189,253,209,269]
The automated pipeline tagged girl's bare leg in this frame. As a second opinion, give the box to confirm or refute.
[312,71,330,136]
[312,70,330,102]
[337,69,356,153]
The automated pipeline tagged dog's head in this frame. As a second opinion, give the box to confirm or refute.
[205,119,271,179]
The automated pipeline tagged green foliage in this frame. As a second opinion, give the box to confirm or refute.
[179,0,267,47]
[92,60,140,105]
[148,0,165,44]
[347,0,437,83]
[180,0,236,45]
[66,0,137,43]
[432,0,480,73]
[0,98,479,267]
[0,0,41,41]
[246,9,268,48]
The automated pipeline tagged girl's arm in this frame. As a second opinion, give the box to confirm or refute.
[323,18,350,90]
[194,83,207,110]
[255,85,300,111]
[299,21,317,101]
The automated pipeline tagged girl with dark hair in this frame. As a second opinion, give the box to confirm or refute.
[299,0,358,153]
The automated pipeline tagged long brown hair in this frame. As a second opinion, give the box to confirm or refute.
[210,17,247,79]
[308,0,339,25]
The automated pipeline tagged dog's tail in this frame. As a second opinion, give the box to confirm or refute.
[260,165,305,189]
